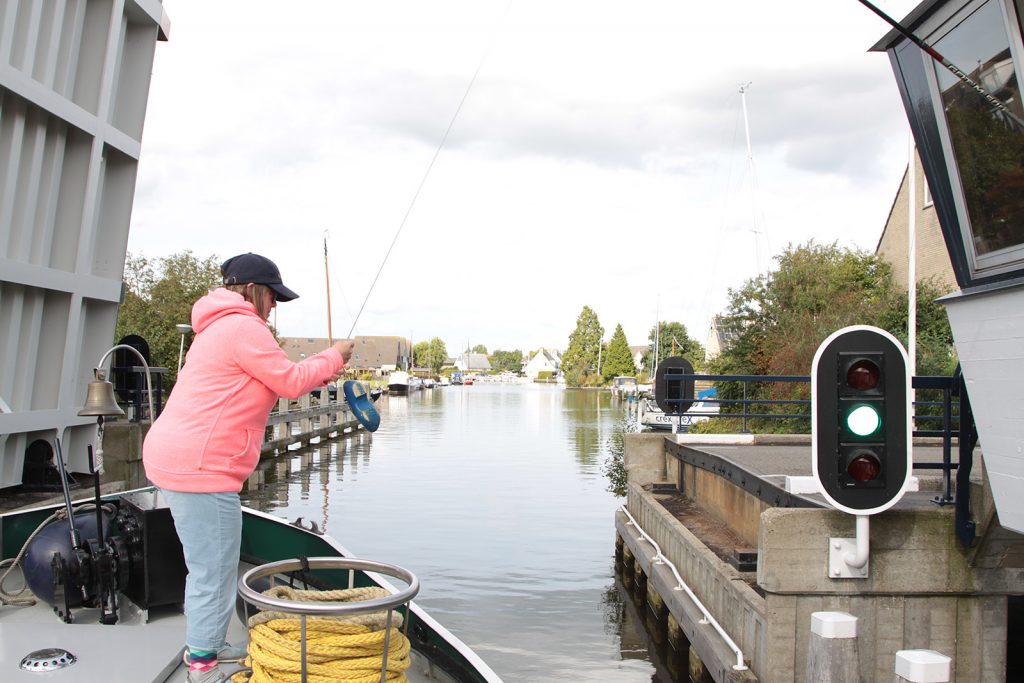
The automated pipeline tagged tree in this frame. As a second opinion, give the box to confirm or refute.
[562,306,604,387]
[413,341,430,368]
[602,324,636,379]
[426,338,448,375]
[470,344,488,354]
[644,321,704,372]
[115,251,222,386]
[702,241,956,433]
[491,349,524,374]
[413,338,448,374]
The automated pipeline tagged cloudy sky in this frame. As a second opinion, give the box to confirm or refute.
[128,0,922,354]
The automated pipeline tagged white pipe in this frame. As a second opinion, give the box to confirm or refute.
[907,133,917,414]
[620,505,748,671]
[844,515,870,569]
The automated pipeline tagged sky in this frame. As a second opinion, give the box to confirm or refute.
[128,0,923,354]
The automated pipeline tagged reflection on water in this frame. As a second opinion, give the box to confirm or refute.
[241,384,667,682]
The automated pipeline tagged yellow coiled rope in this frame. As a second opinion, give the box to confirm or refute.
[231,585,411,683]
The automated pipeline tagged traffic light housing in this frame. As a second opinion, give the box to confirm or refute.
[655,356,695,414]
[812,326,911,515]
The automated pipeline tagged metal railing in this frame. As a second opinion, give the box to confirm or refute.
[654,370,978,546]
[619,505,748,672]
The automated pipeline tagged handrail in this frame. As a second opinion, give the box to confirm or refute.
[238,557,419,615]
[619,505,748,672]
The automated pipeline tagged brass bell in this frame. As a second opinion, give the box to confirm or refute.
[78,371,125,417]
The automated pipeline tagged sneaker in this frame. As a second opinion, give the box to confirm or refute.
[183,643,248,665]
[186,666,228,683]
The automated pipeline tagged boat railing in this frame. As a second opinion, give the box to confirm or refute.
[238,557,419,683]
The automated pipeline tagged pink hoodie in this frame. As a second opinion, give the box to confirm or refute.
[143,288,343,492]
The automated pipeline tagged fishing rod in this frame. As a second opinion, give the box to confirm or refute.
[857,0,1022,124]
[344,8,506,340]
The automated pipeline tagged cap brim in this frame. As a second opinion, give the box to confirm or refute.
[268,282,299,302]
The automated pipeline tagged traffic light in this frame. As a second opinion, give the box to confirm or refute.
[812,326,911,515]
[655,356,695,414]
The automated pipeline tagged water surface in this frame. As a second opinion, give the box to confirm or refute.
[241,383,664,682]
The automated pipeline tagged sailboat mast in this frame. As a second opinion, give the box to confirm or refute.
[324,237,334,345]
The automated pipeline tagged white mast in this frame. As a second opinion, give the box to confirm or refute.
[739,83,765,275]
[907,133,917,414]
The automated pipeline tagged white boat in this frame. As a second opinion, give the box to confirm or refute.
[388,371,411,395]
[610,376,638,399]
[638,390,720,431]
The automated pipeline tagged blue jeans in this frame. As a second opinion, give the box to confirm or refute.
[161,489,242,651]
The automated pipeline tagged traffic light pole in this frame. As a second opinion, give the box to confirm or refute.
[830,515,871,579]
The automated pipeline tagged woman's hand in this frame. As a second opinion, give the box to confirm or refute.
[332,339,355,365]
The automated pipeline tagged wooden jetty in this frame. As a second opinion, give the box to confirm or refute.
[262,388,362,455]
[88,389,365,491]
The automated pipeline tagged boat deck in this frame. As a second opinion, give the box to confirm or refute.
[0,565,452,682]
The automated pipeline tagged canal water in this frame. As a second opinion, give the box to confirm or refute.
[239,382,677,682]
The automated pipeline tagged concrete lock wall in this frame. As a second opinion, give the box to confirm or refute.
[622,435,1023,683]
[622,482,767,681]
[759,507,1015,682]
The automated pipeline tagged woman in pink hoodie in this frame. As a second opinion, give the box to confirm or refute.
[143,253,353,683]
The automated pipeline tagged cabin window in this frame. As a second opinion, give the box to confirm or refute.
[930,0,1024,277]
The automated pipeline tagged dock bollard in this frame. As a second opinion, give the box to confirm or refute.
[894,650,951,683]
[806,611,860,683]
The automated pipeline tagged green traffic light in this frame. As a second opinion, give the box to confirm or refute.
[846,404,881,437]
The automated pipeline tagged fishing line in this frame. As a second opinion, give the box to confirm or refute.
[346,3,512,340]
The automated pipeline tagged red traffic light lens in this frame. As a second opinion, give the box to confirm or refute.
[846,359,880,391]
[847,453,881,482]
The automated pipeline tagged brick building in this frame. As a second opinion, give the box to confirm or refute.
[875,152,957,294]
[279,335,410,374]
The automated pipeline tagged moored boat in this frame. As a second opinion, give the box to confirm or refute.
[388,371,411,395]
[610,376,638,399]
[638,389,720,431]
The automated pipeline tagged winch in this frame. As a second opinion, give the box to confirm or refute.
[21,440,186,624]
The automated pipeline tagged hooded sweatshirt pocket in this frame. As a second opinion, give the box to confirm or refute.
[225,427,264,474]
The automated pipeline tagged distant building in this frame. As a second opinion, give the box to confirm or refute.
[455,353,492,373]
[280,337,330,364]
[278,335,410,374]
[630,345,647,373]
[875,151,957,294]
[523,349,561,380]
[704,316,741,362]
[351,336,411,372]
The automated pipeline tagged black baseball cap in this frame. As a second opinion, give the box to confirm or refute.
[221,253,299,302]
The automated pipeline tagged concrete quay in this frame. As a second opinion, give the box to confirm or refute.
[617,432,1024,683]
